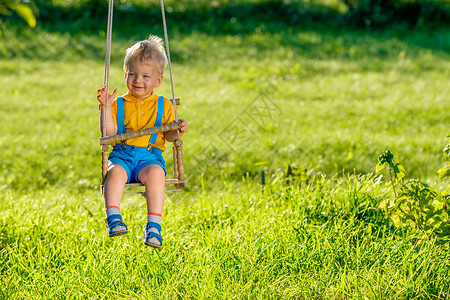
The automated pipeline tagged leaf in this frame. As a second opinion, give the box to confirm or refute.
[254,161,269,166]
[388,154,398,169]
[384,150,394,162]
[393,196,405,212]
[0,5,8,15]
[437,167,449,180]
[443,143,450,158]
[376,162,387,173]
[425,207,437,219]
[392,214,402,227]
[396,164,407,179]
[391,162,406,181]
[7,3,36,28]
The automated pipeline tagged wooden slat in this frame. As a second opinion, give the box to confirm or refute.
[123,179,183,188]
[101,179,185,194]
[101,145,109,180]
[100,122,181,145]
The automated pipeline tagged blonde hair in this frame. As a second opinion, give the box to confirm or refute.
[123,35,168,75]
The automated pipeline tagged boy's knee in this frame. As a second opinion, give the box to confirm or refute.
[107,165,128,181]
[139,165,165,185]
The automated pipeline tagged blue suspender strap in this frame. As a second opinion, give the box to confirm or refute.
[116,97,126,147]
[155,96,165,128]
[117,97,126,135]
[147,96,165,151]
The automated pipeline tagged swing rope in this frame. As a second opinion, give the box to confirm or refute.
[159,0,178,123]
[102,0,114,138]
[102,0,178,134]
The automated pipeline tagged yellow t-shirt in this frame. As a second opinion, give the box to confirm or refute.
[111,92,176,151]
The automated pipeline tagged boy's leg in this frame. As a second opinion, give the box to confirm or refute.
[138,165,165,214]
[104,164,129,237]
[138,165,165,248]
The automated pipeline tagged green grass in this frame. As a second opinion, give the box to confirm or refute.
[2,176,450,298]
[1,26,449,190]
[1,9,450,298]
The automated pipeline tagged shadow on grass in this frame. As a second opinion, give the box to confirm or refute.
[36,1,340,35]
[33,0,450,34]
[0,0,441,63]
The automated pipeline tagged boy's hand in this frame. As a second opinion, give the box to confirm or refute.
[178,119,188,133]
[97,85,117,107]
[166,119,188,142]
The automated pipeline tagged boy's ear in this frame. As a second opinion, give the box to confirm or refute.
[155,75,163,87]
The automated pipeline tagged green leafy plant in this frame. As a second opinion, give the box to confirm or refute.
[376,150,406,197]
[0,0,36,28]
[438,135,450,213]
[376,148,449,241]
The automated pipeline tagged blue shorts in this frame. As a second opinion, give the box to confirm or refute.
[108,145,166,183]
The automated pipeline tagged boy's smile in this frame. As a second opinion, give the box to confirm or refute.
[126,61,163,100]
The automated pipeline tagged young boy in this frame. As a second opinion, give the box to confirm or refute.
[97,35,188,248]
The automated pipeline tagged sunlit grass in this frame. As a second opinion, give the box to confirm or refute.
[1,176,449,298]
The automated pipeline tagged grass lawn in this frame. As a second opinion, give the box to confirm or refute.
[0,4,449,298]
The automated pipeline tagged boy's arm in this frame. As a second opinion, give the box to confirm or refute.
[165,119,188,142]
[97,86,118,136]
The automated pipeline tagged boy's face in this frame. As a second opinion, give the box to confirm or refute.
[126,61,163,100]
